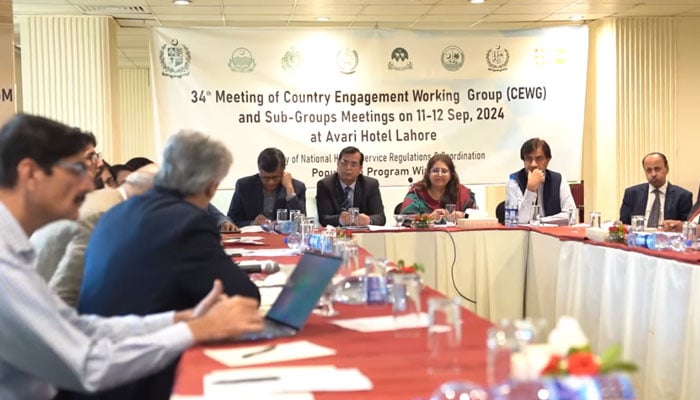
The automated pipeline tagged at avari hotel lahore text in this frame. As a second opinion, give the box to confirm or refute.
[189,86,547,179]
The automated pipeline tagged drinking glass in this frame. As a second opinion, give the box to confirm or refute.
[313,281,339,317]
[430,381,489,400]
[390,272,423,336]
[445,204,457,224]
[427,297,462,374]
[529,205,541,226]
[631,215,646,232]
[275,208,288,222]
[590,211,601,228]
[567,208,577,226]
[394,214,407,227]
[348,207,360,226]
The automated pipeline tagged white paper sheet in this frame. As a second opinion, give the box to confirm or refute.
[331,313,429,332]
[204,340,336,367]
[239,225,265,233]
[204,365,372,399]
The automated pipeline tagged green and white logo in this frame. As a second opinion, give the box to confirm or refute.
[228,47,256,72]
[281,47,302,72]
[159,39,191,78]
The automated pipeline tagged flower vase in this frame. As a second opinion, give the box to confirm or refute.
[606,233,626,244]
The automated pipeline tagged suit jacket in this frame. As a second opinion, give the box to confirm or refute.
[76,187,260,400]
[227,174,306,226]
[316,173,386,226]
[687,183,700,222]
[619,182,693,224]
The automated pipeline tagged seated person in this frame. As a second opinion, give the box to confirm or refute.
[77,130,260,400]
[227,147,306,227]
[619,152,692,227]
[507,138,576,224]
[399,154,476,222]
[316,146,386,227]
[97,160,117,188]
[30,165,158,307]
[110,163,132,186]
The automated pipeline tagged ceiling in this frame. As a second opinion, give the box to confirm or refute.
[10,0,700,68]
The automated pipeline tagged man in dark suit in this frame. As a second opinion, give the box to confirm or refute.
[316,146,386,227]
[619,152,692,226]
[77,130,260,400]
[227,147,306,227]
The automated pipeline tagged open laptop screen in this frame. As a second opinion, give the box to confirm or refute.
[265,252,342,330]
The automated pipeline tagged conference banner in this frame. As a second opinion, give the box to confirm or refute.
[150,27,587,188]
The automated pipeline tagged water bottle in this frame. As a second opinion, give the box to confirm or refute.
[505,173,519,227]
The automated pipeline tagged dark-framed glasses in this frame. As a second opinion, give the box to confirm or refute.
[54,160,90,177]
[259,173,282,182]
[85,151,102,163]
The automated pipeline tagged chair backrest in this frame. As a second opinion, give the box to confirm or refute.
[495,200,505,224]
[393,202,402,215]
[569,181,584,223]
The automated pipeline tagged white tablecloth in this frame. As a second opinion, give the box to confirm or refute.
[355,228,700,400]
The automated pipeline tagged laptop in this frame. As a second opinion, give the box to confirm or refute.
[233,252,343,341]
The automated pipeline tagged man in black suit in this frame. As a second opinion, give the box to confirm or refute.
[316,146,386,227]
[77,130,260,400]
[227,147,306,227]
[619,152,692,226]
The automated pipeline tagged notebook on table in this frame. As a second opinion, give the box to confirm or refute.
[233,252,343,342]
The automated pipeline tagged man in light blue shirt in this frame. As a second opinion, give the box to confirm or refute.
[0,114,263,400]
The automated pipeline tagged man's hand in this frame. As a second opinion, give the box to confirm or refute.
[282,172,295,195]
[527,169,545,192]
[187,296,263,343]
[339,210,351,226]
[220,221,240,233]
[356,213,371,226]
[193,279,227,318]
[253,214,268,225]
[661,219,683,232]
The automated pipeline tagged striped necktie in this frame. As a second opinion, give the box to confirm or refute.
[647,189,661,227]
[341,186,352,209]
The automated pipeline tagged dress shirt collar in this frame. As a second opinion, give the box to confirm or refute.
[648,182,668,196]
[117,186,128,201]
[0,201,35,263]
[341,182,356,192]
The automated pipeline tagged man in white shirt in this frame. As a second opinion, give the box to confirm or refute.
[619,152,692,227]
[0,113,263,400]
[506,138,577,225]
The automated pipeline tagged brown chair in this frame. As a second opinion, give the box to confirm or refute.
[569,181,584,223]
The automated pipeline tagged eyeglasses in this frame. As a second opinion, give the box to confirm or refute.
[259,174,282,182]
[339,159,360,169]
[54,160,90,177]
[85,151,102,164]
[430,168,450,175]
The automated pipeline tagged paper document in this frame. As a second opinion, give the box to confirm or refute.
[204,365,372,399]
[239,225,265,233]
[331,313,429,332]
[204,340,336,367]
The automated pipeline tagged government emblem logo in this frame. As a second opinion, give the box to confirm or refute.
[388,47,412,71]
[228,47,256,72]
[486,45,509,72]
[337,48,358,74]
[441,45,464,72]
[159,39,191,78]
[281,47,303,72]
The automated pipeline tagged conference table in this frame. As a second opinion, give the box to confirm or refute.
[172,233,493,400]
[353,225,700,400]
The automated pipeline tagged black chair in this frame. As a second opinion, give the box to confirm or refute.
[495,201,505,225]
[393,202,402,215]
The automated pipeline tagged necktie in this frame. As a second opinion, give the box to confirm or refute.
[341,186,352,210]
[647,189,661,227]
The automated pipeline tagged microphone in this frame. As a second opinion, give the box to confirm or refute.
[238,260,280,274]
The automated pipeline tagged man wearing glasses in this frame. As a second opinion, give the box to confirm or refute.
[227,147,306,227]
[0,114,263,400]
[316,146,386,227]
[507,137,576,224]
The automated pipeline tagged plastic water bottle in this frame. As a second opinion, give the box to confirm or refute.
[505,173,519,227]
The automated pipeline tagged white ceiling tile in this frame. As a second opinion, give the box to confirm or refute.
[149,5,221,14]
[615,4,700,15]
[430,4,502,14]
[362,5,432,15]
[481,14,550,22]
[292,5,363,15]
[223,5,294,14]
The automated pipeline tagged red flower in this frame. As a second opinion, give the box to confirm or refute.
[541,355,563,375]
[567,352,600,375]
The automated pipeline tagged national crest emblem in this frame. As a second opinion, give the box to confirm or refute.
[159,39,191,78]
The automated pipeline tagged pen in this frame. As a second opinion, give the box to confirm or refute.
[212,376,280,385]
[241,344,277,358]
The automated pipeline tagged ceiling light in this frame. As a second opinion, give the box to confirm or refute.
[316,16,330,22]
[172,0,191,5]
[470,0,485,4]
[569,15,584,21]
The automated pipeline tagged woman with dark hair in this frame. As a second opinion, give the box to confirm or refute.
[399,153,476,221]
